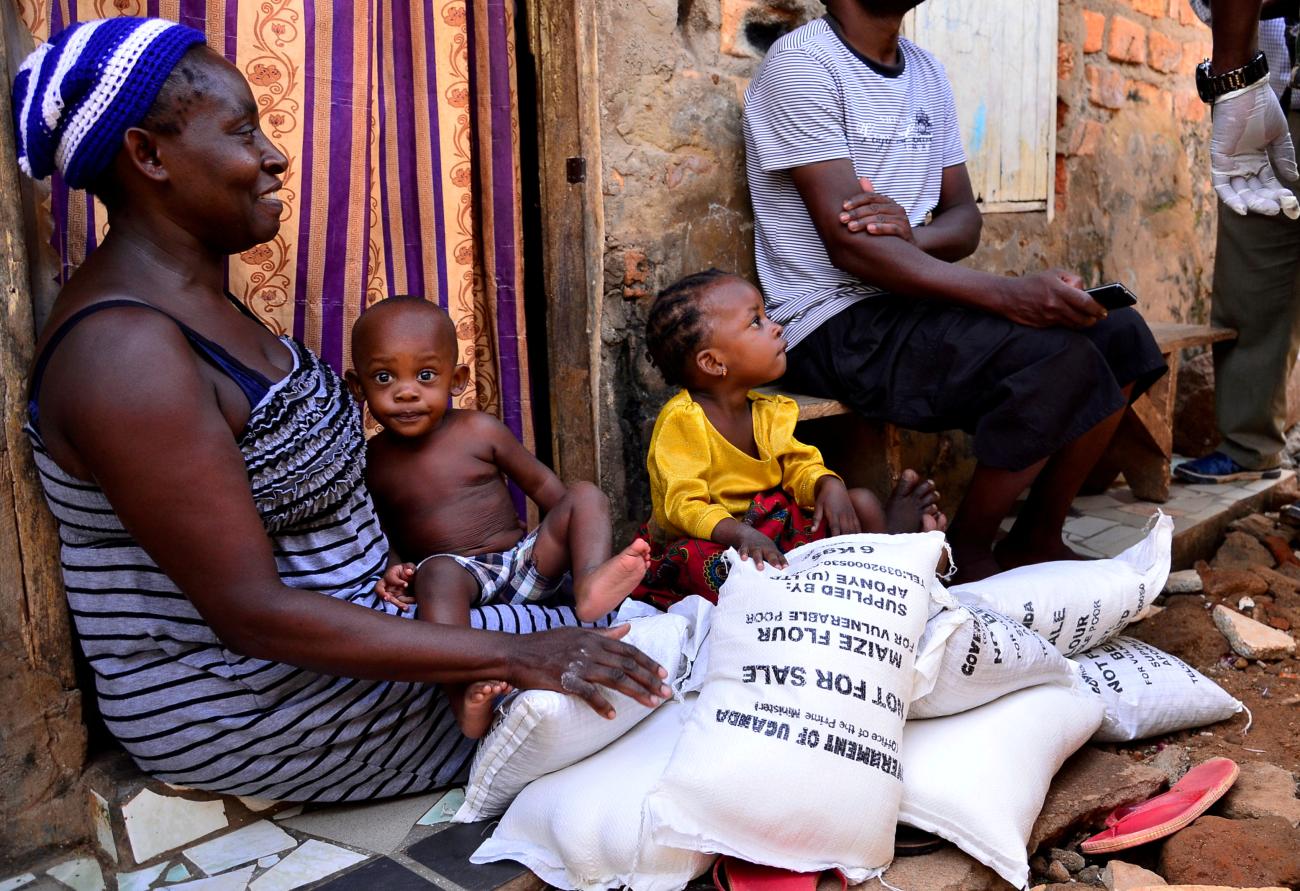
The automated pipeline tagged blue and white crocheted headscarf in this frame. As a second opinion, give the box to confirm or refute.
[12,17,206,190]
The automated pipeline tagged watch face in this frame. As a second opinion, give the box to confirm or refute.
[1196,60,1215,103]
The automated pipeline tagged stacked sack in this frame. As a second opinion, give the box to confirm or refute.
[472,512,1243,891]
[897,513,1241,889]
[646,532,948,882]
[475,532,948,887]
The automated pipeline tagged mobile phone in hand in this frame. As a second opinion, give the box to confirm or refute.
[1086,282,1138,311]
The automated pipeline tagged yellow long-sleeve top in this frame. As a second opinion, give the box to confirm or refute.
[647,389,840,541]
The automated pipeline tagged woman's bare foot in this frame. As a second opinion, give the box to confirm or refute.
[993,534,1095,572]
[457,680,513,739]
[575,539,652,617]
[884,469,947,534]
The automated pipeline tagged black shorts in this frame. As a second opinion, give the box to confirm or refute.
[781,295,1168,472]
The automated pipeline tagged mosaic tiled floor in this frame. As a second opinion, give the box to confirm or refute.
[3,786,537,891]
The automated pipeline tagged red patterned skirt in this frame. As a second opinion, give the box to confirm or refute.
[631,488,826,609]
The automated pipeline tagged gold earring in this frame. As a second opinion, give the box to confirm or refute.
[721,366,728,377]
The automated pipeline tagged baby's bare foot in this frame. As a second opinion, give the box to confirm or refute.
[457,680,512,739]
[885,469,943,534]
[576,539,652,617]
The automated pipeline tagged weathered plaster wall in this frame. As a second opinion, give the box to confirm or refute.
[593,0,1217,530]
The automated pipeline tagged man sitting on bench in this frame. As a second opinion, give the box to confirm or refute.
[744,0,1167,582]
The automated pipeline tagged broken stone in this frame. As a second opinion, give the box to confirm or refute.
[1239,596,1257,611]
[1050,849,1086,873]
[1197,562,1269,600]
[1262,534,1300,566]
[1212,605,1298,660]
[1213,532,1276,571]
[1077,864,1103,885]
[1149,745,1192,784]
[1136,886,1289,891]
[1234,656,1250,670]
[1229,512,1280,542]
[1164,569,1203,594]
[1046,861,1071,883]
[1159,815,1300,887]
[1219,762,1300,827]
[1029,748,1167,851]
[1269,615,1293,631]
[1103,860,1166,890]
[863,845,1015,891]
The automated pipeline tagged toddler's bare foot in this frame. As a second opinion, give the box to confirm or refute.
[575,539,652,617]
[884,469,944,533]
[456,680,512,739]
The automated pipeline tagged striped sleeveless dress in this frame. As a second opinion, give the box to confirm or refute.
[27,313,595,802]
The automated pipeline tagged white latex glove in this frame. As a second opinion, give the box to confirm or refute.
[1211,75,1300,219]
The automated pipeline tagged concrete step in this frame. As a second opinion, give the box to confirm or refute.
[1056,464,1298,569]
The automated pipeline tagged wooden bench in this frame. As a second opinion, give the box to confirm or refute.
[764,321,1236,507]
[1088,322,1236,502]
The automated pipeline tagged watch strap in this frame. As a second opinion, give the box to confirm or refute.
[1197,51,1270,103]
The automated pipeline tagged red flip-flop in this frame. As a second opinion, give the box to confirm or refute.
[713,856,847,891]
[1080,757,1239,855]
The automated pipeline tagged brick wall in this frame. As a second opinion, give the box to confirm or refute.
[592,0,1216,529]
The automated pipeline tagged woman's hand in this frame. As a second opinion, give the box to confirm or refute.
[839,177,915,243]
[376,562,416,610]
[506,624,672,718]
[812,476,860,536]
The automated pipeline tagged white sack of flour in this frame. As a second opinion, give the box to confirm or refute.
[647,532,946,881]
[471,696,713,891]
[950,513,1173,657]
[1071,636,1244,741]
[898,683,1104,889]
[910,602,1075,718]
[457,610,693,821]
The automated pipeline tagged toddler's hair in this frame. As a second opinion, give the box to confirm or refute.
[645,268,732,388]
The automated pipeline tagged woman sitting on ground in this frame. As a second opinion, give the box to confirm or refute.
[14,17,667,801]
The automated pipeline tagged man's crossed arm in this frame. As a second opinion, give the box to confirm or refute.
[789,158,1106,330]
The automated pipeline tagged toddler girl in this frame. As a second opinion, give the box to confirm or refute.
[635,269,945,607]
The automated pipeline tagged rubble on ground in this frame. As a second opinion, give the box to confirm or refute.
[1219,762,1300,826]
[1101,859,1166,889]
[1158,815,1300,887]
[863,846,1013,891]
[1028,748,1166,851]
[1014,511,1300,891]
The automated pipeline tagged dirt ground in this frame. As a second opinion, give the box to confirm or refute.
[1120,588,1300,773]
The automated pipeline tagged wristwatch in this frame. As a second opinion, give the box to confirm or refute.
[1196,50,1269,103]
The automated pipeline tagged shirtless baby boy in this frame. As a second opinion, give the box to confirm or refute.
[348,297,650,737]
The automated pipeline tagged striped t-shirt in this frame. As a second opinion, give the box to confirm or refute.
[744,18,966,349]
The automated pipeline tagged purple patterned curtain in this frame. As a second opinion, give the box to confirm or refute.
[17,0,532,458]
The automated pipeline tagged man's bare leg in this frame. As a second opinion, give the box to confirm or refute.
[414,557,510,739]
[947,459,1048,584]
[996,384,1134,570]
